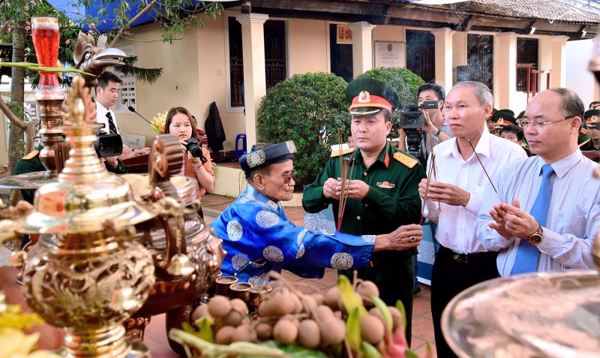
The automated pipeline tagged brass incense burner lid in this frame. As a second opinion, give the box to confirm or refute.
[21,76,156,234]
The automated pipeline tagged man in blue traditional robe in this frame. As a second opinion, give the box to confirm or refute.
[211,141,423,285]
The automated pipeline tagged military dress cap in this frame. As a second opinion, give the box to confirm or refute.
[346,77,401,116]
[492,109,517,127]
[240,140,297,174]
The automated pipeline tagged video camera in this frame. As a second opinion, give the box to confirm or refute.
[395,101,438,165]
[94,124,123,158]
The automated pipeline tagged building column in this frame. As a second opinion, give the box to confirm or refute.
[236,13,268,150]
[432,28,454,94]
[493,32,517,109]
[349,21,375,78]
[551,35,569,88]
[452,31,468,85]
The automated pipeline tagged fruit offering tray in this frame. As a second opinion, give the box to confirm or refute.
[169,272,430,358]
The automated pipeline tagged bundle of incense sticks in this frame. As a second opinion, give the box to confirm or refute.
[467,139,502,201]
[420,152,438,225]
[336,142,355,232]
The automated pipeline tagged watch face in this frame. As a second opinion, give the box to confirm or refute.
[529,234,543,244]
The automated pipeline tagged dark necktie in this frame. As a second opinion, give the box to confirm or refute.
[106,111,118,134]
[510,164,554,275]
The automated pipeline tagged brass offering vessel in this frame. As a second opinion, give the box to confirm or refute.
[10,76,158,357]
[120,135,225,354]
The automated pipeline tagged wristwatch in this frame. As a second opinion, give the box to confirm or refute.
[528,225,543,244]
[434,128,442,137]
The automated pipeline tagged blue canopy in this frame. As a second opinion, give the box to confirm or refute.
[47,0,161,32]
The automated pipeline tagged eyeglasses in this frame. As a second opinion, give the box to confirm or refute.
[519,116,574,129]
[263,170,296,184]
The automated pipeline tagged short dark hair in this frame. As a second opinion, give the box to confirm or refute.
[548,88,584,120]
[500,125,524,141]
[97,71,122,89]
[417,82,445,101]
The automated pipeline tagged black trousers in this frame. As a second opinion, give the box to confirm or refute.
[431,246,499,358]
[345,250,415,346]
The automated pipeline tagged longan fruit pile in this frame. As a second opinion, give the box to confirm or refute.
[190,278,402,351]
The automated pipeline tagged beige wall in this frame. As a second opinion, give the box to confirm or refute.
[117,15,245,150]
[288,19,329,75]
[0,113,7,166]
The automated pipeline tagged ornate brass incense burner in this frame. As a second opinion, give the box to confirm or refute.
[12,76,157,357]
[121,135,225,354]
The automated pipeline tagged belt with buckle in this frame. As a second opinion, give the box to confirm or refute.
[440,246,496,265]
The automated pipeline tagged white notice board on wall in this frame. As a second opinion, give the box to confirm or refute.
[113,45,137,114]
[374,42,406,68]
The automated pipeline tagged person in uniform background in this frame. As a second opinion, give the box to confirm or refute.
[211,141,423,285]
[477,88,600,277]
[303,77,425,343]
[583,109,600,151]
[14,145,46,204]
[164,106,215,196]
[491,109,517,135]
[419,81,527,358]
[589,100,600,110]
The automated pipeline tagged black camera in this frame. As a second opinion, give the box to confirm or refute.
[186,137,207,164]
[95,132,123,158]
[398,106,425,129]
[421,100,439,110]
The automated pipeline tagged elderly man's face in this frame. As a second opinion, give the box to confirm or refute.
[443,86,491,139]
[523,91,579,162]
[255,160,295,202]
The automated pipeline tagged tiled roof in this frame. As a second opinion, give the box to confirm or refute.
[421,0,600,24]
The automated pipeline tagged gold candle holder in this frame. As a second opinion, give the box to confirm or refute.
[229,282,252,302]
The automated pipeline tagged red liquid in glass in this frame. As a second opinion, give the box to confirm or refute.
[32,25,60,87]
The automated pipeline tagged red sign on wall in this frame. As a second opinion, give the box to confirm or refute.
[337,24,353,44]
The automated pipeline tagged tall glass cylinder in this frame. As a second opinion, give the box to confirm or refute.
[31,17,65,177]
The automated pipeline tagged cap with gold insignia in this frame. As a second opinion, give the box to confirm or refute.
[346,77,401,116]
[239,140,297,175]
[492,109,517,128]
[584,109,600,128]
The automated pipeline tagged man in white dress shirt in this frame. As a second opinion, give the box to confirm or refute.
[95,71,149,171]
[477,88,600,277]
[419,81,527,358]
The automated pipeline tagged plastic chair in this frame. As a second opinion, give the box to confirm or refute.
[234,133,247,160]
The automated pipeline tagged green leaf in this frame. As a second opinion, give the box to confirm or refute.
[371,296,393,334]
[361,341,383,358]
[194,315,215,343]
[405,349,419,358]
[346,308,362,352]
[337,275,368,317]
[256,341,328,358]
[395,300,407,334]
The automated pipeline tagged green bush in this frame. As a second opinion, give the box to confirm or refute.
[257,72,350,187]
[357,67,425,107]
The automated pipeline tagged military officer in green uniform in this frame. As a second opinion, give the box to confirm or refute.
[14,147,46,204]
[302,78,425,343]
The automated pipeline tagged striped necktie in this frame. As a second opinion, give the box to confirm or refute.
[510,163,554,275]
[106,112,118,134]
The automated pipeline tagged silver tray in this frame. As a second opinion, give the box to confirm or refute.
[442,270,600,358]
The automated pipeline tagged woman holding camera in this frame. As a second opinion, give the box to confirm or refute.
[165,106,215,195]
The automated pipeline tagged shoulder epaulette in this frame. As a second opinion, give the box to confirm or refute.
[22,150,39,160]
[393,151,418,168]
[330,143,355,158]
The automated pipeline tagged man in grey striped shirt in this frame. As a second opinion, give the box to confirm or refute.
[476,88,600,276]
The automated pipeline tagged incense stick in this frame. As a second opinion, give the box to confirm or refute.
[467,139,502,201]
[420,152,436,225]
[338,152,355,231]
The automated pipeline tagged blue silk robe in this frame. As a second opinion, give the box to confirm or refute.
[211,185,375,285]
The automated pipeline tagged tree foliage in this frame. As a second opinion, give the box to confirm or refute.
[357,67,425,108]
[257,72,350,187]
